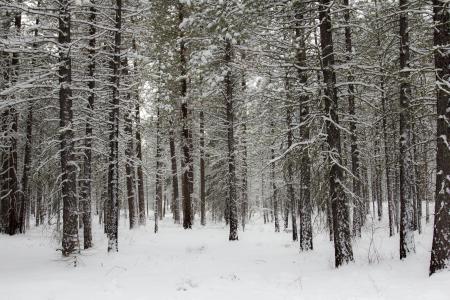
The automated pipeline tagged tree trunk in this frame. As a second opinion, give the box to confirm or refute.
[178,3,192,229]
[285,85,298,241]
[79,2,96,249]
[107,0,122,253]
[398,0,415,259]
[240,123,248,231]
[271,123,280,233]
[123,56,137,230]
[225,37,238,241]
[135,101,146,226]
[169,123,180,224]
[344,0,362,238]
[319,0,354,267]
[19,106,32,234]
[200,109,206,226]
[59,0,78,256]
[294,2,313,250]
[155,105,162,233]
[430,0,450,275]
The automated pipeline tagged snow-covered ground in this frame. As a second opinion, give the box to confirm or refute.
[1,213,449,300]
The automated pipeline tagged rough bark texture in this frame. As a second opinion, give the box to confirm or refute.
[80,2,96,249]
[169,123,180,224]
[294,3,312,250]
[399,0,415,259]
[178,3,192,229]
[225,37,238,241]
[59,0,78,256]
[200,109,206,226]
[285,95,298,241]
[107,0,122,253]
[124,92,137,229]
[430,0,450,275]
[240,123,248,231]
[343,0,362,238]
[135,101,146,226]
[155,105,162,233]
[319,0,354,267]
[271,123,280,233]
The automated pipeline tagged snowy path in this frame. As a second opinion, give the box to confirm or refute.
[1,217,448,300]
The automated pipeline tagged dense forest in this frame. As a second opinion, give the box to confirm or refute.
[0,0,449,294]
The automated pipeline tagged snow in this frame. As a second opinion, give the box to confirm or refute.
[0,213,449,300]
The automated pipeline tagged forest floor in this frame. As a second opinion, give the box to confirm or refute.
[0,211,449,300]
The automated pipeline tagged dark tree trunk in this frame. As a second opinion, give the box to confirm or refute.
[59,0,78,256]
[124,96,136,229]
[0,12,11,233]
[19,106,32,234]
[107,0,122,252]
[123,58,137,230]
[271,123,280,233]
[398,0,415,259]
[225,37,238,241]
[240,123,248,231]
[135,101,146,226]
[430,0,450,275]
[200,109,206,226]
[155,105,162,233]
[285,89,298,241]
[178,3,192,229]
[169,123,180,224]
[294,3,313,249]
[319,0,354,267]
[344,0,362,238]
[80,2,96,249]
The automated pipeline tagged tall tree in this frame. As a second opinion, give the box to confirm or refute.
[398,0,415,259]
[225,36,238,241]
[107,0,123,252]
[200,108,206,226]
[319,0,354,267]
[430,0,450,275]
[79,0,96,248]
[59,0,78,256]
[178,2,192,229]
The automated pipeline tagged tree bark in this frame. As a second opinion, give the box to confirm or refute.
[398,0,415,259]
[178,3,192,229]
[430,0,450,275]
[107,0,122,252]
[80,1,96,249]
[343,0,362,238]
[59,0,78,256]
[169,122,180,224]
[294,2,312,250]
[200,109,206,226]
[319,0,354,267]
[135,101,146,225]
[225,37,238,241]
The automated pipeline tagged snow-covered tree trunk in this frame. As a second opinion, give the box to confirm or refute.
[200,108,206,226]
[169,123,180,224]
[319,0,354,267]
[80,1,96,249]
[294,2,312,250]
[343,0,362,238]
[107,0,122,253]
[398,0,415,260]
[59,0,78,256]
[178,2,192,229]
[285,91,297,241]
[135,100,146,226]
[225,37,238,241]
